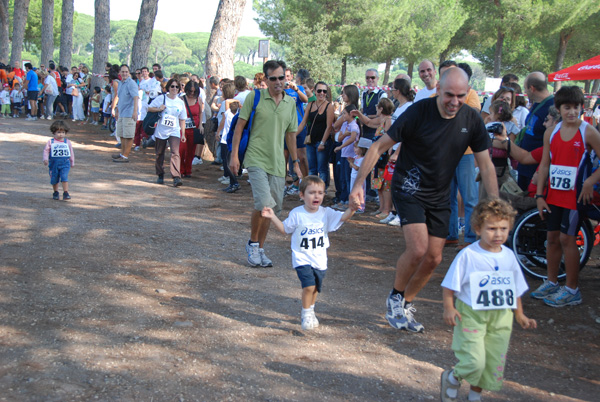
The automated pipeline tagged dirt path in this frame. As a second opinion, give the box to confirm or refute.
[0,119,598,402]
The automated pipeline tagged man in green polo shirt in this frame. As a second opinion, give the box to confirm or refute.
[230,60,302,267]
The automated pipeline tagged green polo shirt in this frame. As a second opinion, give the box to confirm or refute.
[240,88,298,177]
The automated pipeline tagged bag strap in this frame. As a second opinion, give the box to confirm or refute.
[306,101,323,139]
[246,89,261,130]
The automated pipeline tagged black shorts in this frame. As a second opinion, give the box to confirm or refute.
[392,187,451,239]
[27,90,38,101]
[546,204,581,236]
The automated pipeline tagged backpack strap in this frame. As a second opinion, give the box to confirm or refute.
[246,89,260,129]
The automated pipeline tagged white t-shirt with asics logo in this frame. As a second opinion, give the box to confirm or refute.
[283,205,344,270]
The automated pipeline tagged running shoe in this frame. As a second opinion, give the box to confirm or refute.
[63,191,71,200]
[258,248,273,267]
[387,216,401,226]
[52,191,59,200]
[530,280,560,299]
[379,213,395,224]
[543,287,582,307]
[246,243,261,267]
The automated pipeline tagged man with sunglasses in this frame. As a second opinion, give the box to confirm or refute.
[229,60,303,268]
[362,69,388,144]
[112,64,139,163]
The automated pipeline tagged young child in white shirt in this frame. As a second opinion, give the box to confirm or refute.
[0,84,11,117]
[262,175,356,330]
[10,83,24,117]
[349,143,367,213]
[440,198,536,402]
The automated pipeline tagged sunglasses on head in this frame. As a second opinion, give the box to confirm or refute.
[366,76,376,80]
[268,75,285,82]
[316,89,327,94]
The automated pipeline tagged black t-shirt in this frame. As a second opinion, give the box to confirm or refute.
[387,97,490,206]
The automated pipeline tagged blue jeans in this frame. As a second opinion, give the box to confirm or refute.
[449,154,478,243]
[339,157,352,202]
[306,141,331,184]
[332,143,343,200]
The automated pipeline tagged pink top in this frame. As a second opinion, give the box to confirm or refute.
[340,120,360,158]
[43,138,75,166]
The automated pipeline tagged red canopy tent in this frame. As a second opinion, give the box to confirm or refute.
[549,55,600,82]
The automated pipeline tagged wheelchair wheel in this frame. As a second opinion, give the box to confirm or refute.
[509,208,591,281]
[108,116,116,133]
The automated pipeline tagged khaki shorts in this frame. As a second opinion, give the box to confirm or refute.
[117,117,136,139]
[247,166,285,214]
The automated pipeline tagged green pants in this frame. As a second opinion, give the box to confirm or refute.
[452,299,514,391]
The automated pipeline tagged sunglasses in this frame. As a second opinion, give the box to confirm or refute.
[316,89,327,94]
[267,75,285,82]
[500,86,515,92]
[170,85,180,89]
[366,76,376,80]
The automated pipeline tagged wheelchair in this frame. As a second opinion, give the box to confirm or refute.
[508,208,594,281]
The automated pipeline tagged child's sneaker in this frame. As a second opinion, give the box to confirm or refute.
[301,312,318,330]
[310,311,319,328]
[543,286,582,307]
[52,191,59,200]
[440,369,460,402]
[258,248,273,267]
[530,280,560,299]
[246,242,261,267]
[63,192,71,200]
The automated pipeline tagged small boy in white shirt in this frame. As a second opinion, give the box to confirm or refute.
[440,199,536,402]
[0,84,11,117]
[262,175,356,330]
[10,83,24,117]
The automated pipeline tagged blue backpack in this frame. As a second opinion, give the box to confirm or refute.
[226,89,260,164]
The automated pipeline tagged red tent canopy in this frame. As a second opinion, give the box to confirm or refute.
[549,55,600,82]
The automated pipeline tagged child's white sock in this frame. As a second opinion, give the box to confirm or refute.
[301,308,311,317]
[468,389,482,401]
[445,370,459,399]
[309,304,315,312]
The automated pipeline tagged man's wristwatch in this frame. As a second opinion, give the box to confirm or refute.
[293,159,300,164]
[535,194,545,199]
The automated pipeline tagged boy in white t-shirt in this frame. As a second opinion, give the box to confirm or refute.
[440,199,536,402]
[262,175,356,330]
[0,84,11,117]
[10,83,24,117]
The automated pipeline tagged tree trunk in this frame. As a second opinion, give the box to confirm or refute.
[340,55,347,85]
[383,57,391,85]
[592,79,600,95]
[59,0,74,68]
[10,0,31,67]
[40,0,55,67]
[493,28,504,78]
[205,0,246,100]
[91,0,110,90]
[131,0,159,71]
[584,80,591,95]
[407,61,414,79]
[553,28,574,92]
[0,0,9,63]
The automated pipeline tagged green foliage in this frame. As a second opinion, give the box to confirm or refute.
[234,61,261,79]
